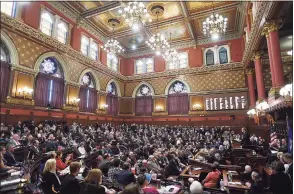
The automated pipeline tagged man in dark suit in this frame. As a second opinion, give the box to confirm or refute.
[60,162,81,194]
[240,127,250,146]
[4,144,19,167]
[115,162,136,186]
[283,153,293,181]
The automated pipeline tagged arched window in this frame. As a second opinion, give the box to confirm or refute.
[0,41,10,63]
[167,81,189,115]
[57,21,68,44]
[40,11,54,36]
[79,73,97,113]
[35,57,64,109]
[90,42,98,60]
[206,49,214,66]
[219,47,228,64]
[136,84,152,97]
[0,41,11,101]
[1,2,16,17]
[106,82,118,115]
[168,81,188,94]
[135,84,153,116]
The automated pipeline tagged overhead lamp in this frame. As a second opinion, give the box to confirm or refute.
[119,2,152,31]
[287,50,292,56]
[280,83,293,98]
[202,2,228,39]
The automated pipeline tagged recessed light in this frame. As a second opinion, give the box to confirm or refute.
[132,45,136,50]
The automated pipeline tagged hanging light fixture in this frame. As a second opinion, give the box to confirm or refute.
[119,2,152,31]
[163,32,179,65]
[145,5,170,55]
[101,19,125,55]
[202,2,228,40]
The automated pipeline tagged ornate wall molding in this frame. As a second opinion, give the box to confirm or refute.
[242,1,277,67]
[125,62,243,81]
[1,13,125,81]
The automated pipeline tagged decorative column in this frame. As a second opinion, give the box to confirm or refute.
[246,69,256,108]
[262,27,276,87]
[267,20,284,88]
[252,52,266,100]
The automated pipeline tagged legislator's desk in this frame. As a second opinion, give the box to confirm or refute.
[189,159,242,172]
[222,170,250,191]
[179,165,210,180]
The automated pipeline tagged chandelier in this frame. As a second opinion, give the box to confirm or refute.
[202,2,228,39]
[145,5,170,55]
[162,33,179,64]
[101,19,125,55]
[280,83,293,100]
[119,2,152,31]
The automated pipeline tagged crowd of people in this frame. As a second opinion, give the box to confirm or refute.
[0,120,292,194]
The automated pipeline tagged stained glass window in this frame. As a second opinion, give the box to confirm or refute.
[0,42,10,63]
[81,73,95,88]
[90,42,99,61]
[107,54,119,72]
[136,84,152,97]
[107,82,117,96]
[57,21,68,44]
[81,35,90,56]
[206,49,214,66]
[168,81,188,94]
[40,11,54,36]
[135,58,154,74]
[1,2,16,17]
[167,52,188,70]
[39,57,63,78]
[219,47,228,64]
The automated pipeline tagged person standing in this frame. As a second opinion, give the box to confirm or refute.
[60,162,81,194]
[241,127,250,146]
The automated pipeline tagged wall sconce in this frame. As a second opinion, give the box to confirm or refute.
[155,106,163,112]
[69,97,80,106]
[18,87,33,99]
[100,104,108,110]
[192,104,202,111]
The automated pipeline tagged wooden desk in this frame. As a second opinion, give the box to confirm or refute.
[222,170,250,190]
[179,165,210,180]
[189,159,242,172]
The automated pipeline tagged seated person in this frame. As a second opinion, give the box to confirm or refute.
[202,162,221,188]
[0,146,19,172]
[108,158,121,182]
[246,171,264,194]
[55,151,70,171]
[4,144,20,167]
[165,154,181,177]
[115,162,136,186]
[241,165,252,182]
[98,154,111,176]
[121,183,141,194]
[41,159,61,194]
[79,169,106,194]
[269,161,292,194]
[282,153,293,181]
[190,180,210,194]
[60,162,81,194]
[137,174,159,194]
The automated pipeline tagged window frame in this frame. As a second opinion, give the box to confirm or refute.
[203,44,231,66]
[166,51,189,70]
[81,35,90,56]
[56,20,68,44]
[40,9,54,37]
[135,57,154,74]
[1,2,17,17]
[90,41,99,61]
[107,53,119,72]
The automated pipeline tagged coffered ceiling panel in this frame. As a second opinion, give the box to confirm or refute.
[64,1,245,56]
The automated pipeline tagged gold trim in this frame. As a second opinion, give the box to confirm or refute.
[251,51,262,60]
[246,68,254,76]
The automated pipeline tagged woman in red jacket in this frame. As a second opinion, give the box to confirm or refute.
[55,151,70,171]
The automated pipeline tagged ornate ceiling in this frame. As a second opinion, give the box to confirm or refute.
[64,1,247,57]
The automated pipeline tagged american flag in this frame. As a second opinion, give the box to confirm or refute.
[270,125,278,147]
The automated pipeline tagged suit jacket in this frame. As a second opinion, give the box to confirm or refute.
[241,132,250,146]
[115,170,136,186]
[60,174,81,194]
[98,160,111,176]
[288,163,293,181]
[41,171,61,194]
[4,151,17,166]
[270,172,292,194]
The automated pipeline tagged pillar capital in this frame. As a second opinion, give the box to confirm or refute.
[251,51,262,60]
[265,19,282,33]
[246,68,255,76]
[261,27,269,37]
